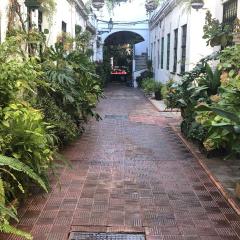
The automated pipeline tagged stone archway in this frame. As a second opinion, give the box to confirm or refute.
[101,30,148,87]
[104,30,145,45]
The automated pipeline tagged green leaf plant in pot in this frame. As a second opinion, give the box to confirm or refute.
[153,81,163,100]
[24,0,41,9]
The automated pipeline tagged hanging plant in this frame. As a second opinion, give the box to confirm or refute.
[92,0,105,10]
[24,0,56,14]
[106,0,128,6]
[203,11,233,47]
[40,0,56,14]
[92,0,137,12]
[145,0,159,12]
[24,0,41,9]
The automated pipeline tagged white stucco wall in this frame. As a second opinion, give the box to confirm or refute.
[0,0,8,43]
[42,0,88,45]
[0,0,91,45]
[149,0,239,83]
[0,0,28,43]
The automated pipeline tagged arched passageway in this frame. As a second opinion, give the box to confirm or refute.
[103,31,147,86]
[104,31,145,45]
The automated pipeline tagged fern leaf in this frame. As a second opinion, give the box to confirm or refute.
[0,203,18,222]
[0,168,24,193]
[0,155,48,192]
[0,178,5,205]
[0,221,33,240]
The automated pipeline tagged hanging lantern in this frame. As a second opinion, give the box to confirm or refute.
[191,0,204,11]
[92,0,105,10]
[108,18,113,32]
[145,0,158,13]
[24,0,41,9]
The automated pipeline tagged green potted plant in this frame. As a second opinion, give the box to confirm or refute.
[153,82,163,100]
[142,78,163,100]
[142,78,155,96]
[24,0,41,9]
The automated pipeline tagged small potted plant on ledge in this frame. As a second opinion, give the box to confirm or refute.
[153,82,163,100]
[142,78,163,100]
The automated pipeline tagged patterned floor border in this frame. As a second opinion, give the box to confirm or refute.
[170,124,240,216]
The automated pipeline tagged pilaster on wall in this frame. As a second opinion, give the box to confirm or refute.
[238,0,240,18]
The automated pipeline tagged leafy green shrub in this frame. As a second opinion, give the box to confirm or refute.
[0,21,103,239]
[196,70,240,157]
[136,70,153,88]
[165,55,220,142]
[142,78,156,94]
[219,44,240,71]
[0,103,56,184]
[0,155,48,240]
[166,44,240,157]
[0,59,40,107]
[164,79,178,108]
[142,78,163,100]
[34,97,80,145]
[43,42,103,124]
[95,61,110,87]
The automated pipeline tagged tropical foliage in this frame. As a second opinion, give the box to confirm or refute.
[166,16,240,158]
[0,2,103,239]
[203,11,233,47]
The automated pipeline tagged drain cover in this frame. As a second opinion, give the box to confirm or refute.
[105,115,128,120]
[69,232,145,240]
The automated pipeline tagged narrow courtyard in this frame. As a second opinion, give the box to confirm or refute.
[3,84,240,240]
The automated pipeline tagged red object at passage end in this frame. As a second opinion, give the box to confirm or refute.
[111,71,127,75]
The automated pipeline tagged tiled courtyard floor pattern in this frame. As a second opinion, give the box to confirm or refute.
[2,84,240,240]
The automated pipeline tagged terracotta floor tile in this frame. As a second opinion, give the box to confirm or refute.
[5,84,240,240]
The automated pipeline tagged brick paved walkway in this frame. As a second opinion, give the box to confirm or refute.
[3,84,240,240]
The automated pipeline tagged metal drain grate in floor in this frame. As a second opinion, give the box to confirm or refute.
[105,115,128,120]
[69,232,145,240]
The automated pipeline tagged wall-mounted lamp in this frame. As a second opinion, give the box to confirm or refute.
[108,18,114,32]
[191,0,204,11]
[92,0,105,10]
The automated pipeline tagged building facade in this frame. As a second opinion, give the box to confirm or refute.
[149,0,240,83]
[0,0,97,59]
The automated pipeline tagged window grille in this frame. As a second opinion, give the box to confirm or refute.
[62,21,67,33]
[173,29,178,73]
[181,25,187,74]
[158,40,160,69]
[161,37,164,69]
[151,43,153,60]
[38,11,43,32]
[167,33,170,70]
[223,0,238,25]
